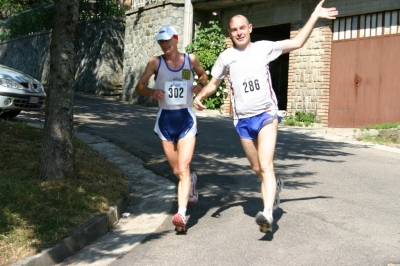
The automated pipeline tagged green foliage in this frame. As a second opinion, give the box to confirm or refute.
[282,111,315,127]
[1,0,125,41]
[186,21,228,109]
[186,21,226,69]
[0,0,43,20]
[356,121,400,146]
[79,0,126,22]
[295,110,315,123]
[371,121,400,130]
[304,121,312,127]
[3,3,53,41]
[284,118,296,126]
[357,122,400,131]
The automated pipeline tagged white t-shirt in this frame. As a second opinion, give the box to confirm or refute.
[211,41,284,121]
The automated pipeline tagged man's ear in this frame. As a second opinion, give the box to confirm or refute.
[248,23,253,33]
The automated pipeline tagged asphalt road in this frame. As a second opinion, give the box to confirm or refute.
[21,92,400,265]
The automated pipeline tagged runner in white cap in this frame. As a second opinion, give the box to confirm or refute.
[136,25,207,233]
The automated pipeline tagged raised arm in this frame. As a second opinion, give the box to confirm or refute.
[282,0,338,54]
[193,77,222,110]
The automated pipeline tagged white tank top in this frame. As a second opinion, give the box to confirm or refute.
[155,53,194,110]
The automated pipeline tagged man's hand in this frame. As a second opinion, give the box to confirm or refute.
[314,0,338,20]
[193,96,206,111]
[152,89,165,100]
[191,84,203,95]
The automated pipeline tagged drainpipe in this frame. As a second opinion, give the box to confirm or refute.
[183,0,193,51]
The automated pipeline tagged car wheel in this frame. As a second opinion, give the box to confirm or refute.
[0,110,21,119]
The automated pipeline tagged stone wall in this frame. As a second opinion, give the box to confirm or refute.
[122,0,185,106]
[0,31,51,84]
[75,18,125,96]
[286,21,333,126]
[0,17,124,96]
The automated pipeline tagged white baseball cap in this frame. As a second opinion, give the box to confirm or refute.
[156,26,178,41]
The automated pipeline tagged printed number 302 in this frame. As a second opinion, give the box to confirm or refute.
[168,87,184,98]
[243,79,260,93]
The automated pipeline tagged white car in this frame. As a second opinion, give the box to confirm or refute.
[0,64,46,119]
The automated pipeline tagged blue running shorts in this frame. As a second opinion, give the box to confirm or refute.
[154,108,197,144]
[235,111,279,140]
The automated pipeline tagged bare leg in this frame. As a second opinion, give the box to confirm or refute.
[257,118,278,210]
[161,136,196,209]
[239,118,278,210]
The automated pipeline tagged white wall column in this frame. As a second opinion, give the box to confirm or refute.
[183,0,193,51]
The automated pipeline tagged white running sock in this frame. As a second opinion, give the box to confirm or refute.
[178,207,186,216]
[263,208,273,217]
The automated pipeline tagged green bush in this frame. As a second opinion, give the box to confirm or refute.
[79,0,126,22]
[284,118,296,126]
[185,21,227,110]
[282,111,315,127]
[304,121,312,127]
[372,122,400,130]
[295,110,315,123]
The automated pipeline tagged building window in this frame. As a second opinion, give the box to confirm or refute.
[333,10,400,41]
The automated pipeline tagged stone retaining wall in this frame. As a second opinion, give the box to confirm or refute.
[75,18,125,96]
[0,31,51,84]
[0,17,124,96]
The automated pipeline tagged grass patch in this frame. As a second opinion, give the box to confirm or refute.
[281,111,316,127]
[356,122,400,148]
[363,121,400,130]
[0,120,128,265]
[360,134,397,144]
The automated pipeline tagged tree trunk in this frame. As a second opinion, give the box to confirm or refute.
[39,0,79,179]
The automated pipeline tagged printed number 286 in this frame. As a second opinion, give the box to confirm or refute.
[169,87,184,98]
[243,79,260,93]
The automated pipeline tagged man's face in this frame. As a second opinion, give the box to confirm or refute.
[228,16,252,50]
[157,38,177,54]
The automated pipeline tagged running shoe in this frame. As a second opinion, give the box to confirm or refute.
[276,176,284,194]
[273,177,283,211]
[273,195,280,211]
[255,211,273,234]
[172,213,186,233]
[189,173,198,204]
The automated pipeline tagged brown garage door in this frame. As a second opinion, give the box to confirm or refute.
[329,10,400,127]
